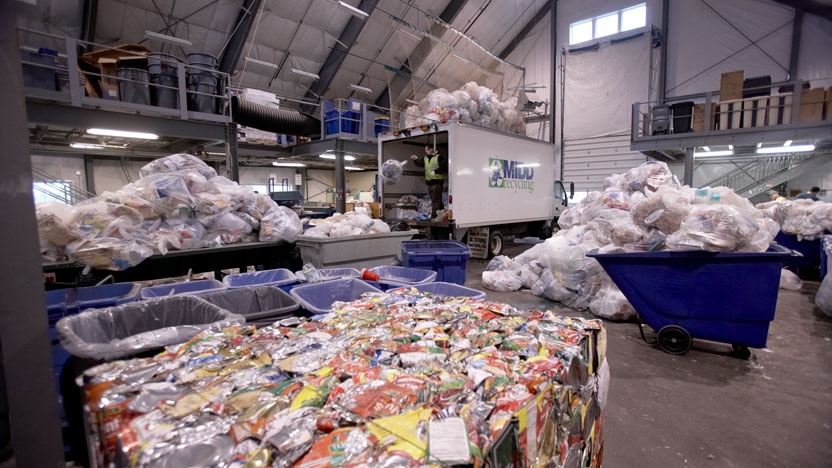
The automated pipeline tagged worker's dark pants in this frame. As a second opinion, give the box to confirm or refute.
[428,181,444,217]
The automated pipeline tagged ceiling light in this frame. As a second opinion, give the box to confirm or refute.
[756,144,815,154]
[144,31,192,47]
[349,84,372,94]
[319,154,355,161]
[87,128,159,140]
[70,143,103,149]
[291,68,320,79]
[244,57,279,69]
[345,166,362,171]
[729,145,734,150]
[756,142,762,148]
[702,146,711,152]
[338,1,369,19]
[272,162,306,167]
[784,140,793,147]
[694,150,734,157]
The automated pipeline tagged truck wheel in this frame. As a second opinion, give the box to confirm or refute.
[489,230,504,258]
[539,225,553,239]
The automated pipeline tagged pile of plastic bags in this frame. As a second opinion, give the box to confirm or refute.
[756,199,832,241]
[483,161,782,321]
[79,288,607,468]
[37,154,303,270]
[403,82,524,134]
[302,211,391,238]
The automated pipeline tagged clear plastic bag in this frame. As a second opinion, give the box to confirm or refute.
[481,270,523,292]
[630,187,690,235]
[380,159,407,184]
[779,269,803,290]
[36,202,76,246]
[816,273,832,316]
[140,153,217,180]
[623,161,674,192]
[259,206,303,242]
[66,238,153,271]
[241,193,279,220]
[666,204,759,252]
[67,202,144,239]
[588,282,637,321]
[486,255,519,272]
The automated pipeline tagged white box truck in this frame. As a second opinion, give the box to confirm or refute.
[378,122,572,258]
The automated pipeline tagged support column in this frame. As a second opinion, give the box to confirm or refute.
[84,154,96,194]
[549,2,557,145]
[0,2,66,465]
[788,8,803,81]
[684,147,695,186]
[226,124,239,182]
[658,0,669,103]
[334,139,346,214]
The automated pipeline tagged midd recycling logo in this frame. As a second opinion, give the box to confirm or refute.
[488,158,535,193]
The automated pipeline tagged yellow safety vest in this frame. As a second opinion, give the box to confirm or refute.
[424,154,445,181]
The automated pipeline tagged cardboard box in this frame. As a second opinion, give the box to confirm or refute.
[824,87,832,120]
[692,103,717,133]
[717,99,742,130]
[79,44,149,100]
[720,70,744,101]
[98,58,120,100]
[768,93,792,126]
[368,202,381,219]
[799,88,825,123]
[742,97,768,128]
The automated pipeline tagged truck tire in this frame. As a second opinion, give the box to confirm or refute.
[489,230,504,258]
[539,224,553,240]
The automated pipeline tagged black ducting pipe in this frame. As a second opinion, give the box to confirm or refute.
[231,96,321,137]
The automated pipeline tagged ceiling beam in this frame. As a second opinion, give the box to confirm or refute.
[374,0,469,109]
[770,0,832,21]
[218,0,263,76]
[299,0,380,114]
[497,0,552,60]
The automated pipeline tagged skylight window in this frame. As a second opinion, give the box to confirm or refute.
[569,3,646,45]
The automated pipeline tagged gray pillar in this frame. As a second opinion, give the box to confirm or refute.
[335,139,346,214]
[788,8,803,81]
[84,154,96,194]
[225,124,239,182]
[684,147,695,186]
[659,0,669,103]
[0,2,66,466]
[549,2,557,144]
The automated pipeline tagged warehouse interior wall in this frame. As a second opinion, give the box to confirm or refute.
[92,159,143,194]
[345,171,377,199]
[30,154,86,190]
[798,13,832,88]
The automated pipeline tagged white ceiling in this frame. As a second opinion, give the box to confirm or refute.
[18,0,547,111]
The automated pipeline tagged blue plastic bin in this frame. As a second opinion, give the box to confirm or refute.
[223,268,297,290]
[587,245,792,354]
[399,282,487,300]
[140,279,226,299]
[290,278,382,315]
[401,240,471,285]
[775,232,821,275]
[368,265,437,290]
[201,286,304,327]
[374,116,390,137]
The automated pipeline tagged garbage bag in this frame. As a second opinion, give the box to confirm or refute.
[779,269,803,291]
[481,270,523,292]
[588,282,637,321]
[531,270,576,303]
[36,202,76,246]
[241,193,279,220]
[486,255,519,272]
[55,295,244,360]
[623,161,674,193]
[380,159,407,184]
[817,273,832,316]
[631,187,690,235]
[666,204,759,252]
[66,238,153,271]
[259,206,303,242]
[67,202,144,239]
[140,153,217,180]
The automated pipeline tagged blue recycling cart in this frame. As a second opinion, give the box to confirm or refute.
[587,245,792,356]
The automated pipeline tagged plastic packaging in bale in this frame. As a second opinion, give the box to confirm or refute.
[55,295,244,360]
[380,159,407,184]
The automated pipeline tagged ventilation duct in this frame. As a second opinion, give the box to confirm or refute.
[231,96,320,138]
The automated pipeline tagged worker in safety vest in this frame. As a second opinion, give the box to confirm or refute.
[410,145,448,219]
[768,190,787,202]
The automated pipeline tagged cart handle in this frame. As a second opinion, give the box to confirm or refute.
[769,243,802,256]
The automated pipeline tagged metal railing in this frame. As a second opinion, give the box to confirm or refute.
[32,166,95,204]
[18,27,232,124]
[700,153,828,198]
[630,80,826,140]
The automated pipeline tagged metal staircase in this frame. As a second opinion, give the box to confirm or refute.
[701,153,831,199]
[32,167,94,204]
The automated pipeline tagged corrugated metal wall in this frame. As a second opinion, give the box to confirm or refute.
[562,134,646,191]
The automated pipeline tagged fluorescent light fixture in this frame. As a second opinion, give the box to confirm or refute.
[349,84,372,94]
[405,99,419,105]
[144,31,192,47]
[272,162,306,167]
[319,154,355,161]
[728,145,734,150]
[244,57,279,69]
[291,68,320,79]
[345,166,362,171]
[87,128,159,140]
[694,150,734,157]
[756,144,815,154]
[338,1,369,18]
[70,143,103,149]
[784,140,793,147]
[702,146,711,152]
[756,142,762,148]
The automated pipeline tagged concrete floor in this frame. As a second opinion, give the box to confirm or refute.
[466,242,832,468]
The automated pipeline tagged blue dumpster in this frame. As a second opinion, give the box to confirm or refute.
[401,240,471,285]
[588,245,791,356]
[290,278,382,315]
[775,232,821,276]
[140,279,226,299]
[222,268,297,291]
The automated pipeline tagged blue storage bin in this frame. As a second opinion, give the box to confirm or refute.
[325,110,340,135]
[290,278,382,315]
[775,232,822,276]
[369,265,437,290]
[401,240,471,285]
[46,282,142,324]
[374,116,390,136]
[588,245,792,352]
[201,286,304,327]
[405,282,486,300]
[140,279,226,299]
[223,268,297,290]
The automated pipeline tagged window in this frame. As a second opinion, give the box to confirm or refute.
[568,3,646,45]
[33,181,73,205]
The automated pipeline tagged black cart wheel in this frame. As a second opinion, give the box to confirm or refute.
[657,325,692,355]
[732,344,751,360]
